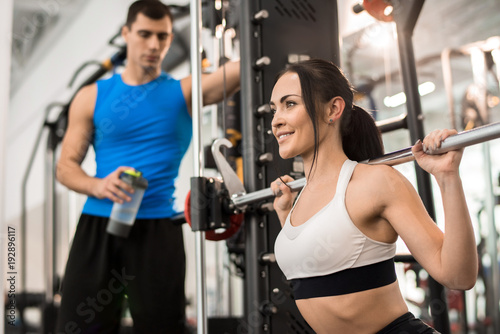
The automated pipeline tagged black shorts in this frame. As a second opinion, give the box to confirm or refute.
[377,312,440,334]
[56,214,186,334]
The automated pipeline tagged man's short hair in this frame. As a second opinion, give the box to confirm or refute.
[126,0,173,28]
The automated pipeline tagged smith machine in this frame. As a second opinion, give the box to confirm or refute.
[189,0,500,333]
[190,0,341,332]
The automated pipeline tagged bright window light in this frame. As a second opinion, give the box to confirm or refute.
[418,81,436,96]
[383,92,406,108]
[383,81,436,108]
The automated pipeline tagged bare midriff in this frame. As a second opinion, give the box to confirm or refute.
[295,281,409,334]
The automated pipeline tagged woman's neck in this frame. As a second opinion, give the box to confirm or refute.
[302,146,348,186]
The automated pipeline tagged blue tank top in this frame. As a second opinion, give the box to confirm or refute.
[82,72,192,219]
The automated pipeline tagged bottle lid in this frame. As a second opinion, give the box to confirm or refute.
[124,169,142,178]
[121,169,148,189]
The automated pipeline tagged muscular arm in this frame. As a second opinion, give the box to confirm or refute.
[56,84,134,203]
[378,139,477,290]
[56,85,97,195]
[181,60,240,113]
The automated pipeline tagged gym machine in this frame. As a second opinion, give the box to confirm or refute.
[190,0,340,332]
[442,36,500,334]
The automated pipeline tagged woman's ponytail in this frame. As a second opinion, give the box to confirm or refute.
[341,105,384,162]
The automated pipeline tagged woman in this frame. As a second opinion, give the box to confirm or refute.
[269,59,477,334]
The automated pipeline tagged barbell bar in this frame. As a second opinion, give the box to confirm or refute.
[231,121,500,209]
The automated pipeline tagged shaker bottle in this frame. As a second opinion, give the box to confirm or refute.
[106,169,148,238]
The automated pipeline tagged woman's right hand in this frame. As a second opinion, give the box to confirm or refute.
[270,175,296,225]
[412,129,463,181]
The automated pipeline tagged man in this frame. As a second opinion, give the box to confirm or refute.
[55,1,240,333]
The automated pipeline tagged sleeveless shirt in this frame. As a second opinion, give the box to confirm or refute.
[82,72,192,219]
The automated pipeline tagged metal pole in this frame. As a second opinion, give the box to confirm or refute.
[441,48,457,129]
[43,132,58,334]
[0,2,14,333]
[470,46,500,333]
[493,47,500,92]
[44,144,55,304]
[20,105,56,333]
[190,0,208,332]
[482,142,500,333]
[376,113,407,133]
[239,1,269,333]
[230,121,500,208]
[391,1,450,331]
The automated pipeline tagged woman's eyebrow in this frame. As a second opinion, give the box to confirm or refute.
[270,94,301,105]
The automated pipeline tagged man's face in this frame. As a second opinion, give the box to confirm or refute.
[122,13,173,73]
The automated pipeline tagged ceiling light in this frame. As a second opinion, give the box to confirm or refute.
[383,81,436,108]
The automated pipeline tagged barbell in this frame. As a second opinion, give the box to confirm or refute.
[224,121,500,209]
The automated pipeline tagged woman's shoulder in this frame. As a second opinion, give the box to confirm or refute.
[352,163,399,181]
[351,163,411,196]
[344,163,408,227]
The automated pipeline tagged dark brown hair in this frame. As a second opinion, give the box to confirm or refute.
[126,0,173,28]
[275,58,384,168]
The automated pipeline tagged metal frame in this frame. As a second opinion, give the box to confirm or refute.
[194,0,456,332]
[239,2,271,332]
[20,103,65,334]
[189,0,208,333]
[239,1,340,333]
[389,1,450,332]
[441,36,500,334]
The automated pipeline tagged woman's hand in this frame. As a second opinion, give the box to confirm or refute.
[270,175,296,226]
[412,129,463,180]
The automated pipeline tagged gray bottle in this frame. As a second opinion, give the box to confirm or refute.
[106,170,148,238]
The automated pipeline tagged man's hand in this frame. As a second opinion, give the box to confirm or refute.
[94,166,136,203]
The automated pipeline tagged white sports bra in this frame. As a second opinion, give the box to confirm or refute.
[274,159,396,280]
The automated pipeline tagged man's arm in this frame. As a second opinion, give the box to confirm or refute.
[56,84,134,203]
[181,60,240,113]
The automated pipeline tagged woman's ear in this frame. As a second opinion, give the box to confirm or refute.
[327,97,345,123]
